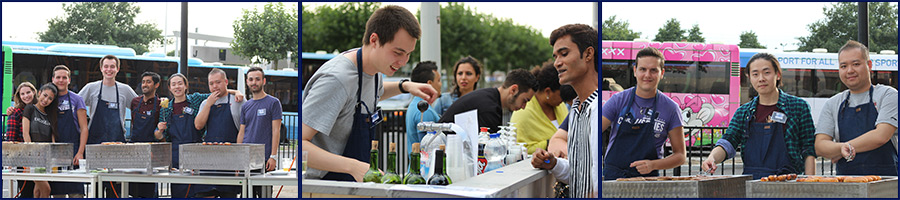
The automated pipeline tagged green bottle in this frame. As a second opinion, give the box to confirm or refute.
[363,141,383,183]
[427,145,452,185]
[381,142,402,184]
[403,143,426,184]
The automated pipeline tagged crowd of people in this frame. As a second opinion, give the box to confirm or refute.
[4,57,285,198]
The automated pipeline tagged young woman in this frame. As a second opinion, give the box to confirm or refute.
[432,56,482,115]
[22,83,60,198]
[5,82,37,142]
[510,63,569,154]
[702,53,817,179]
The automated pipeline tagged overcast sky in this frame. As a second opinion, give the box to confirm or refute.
[2,2,298,53]
[602,2,898,50]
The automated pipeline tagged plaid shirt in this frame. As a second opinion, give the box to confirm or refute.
[158,92,210,141]
[4,108,24,141]
[719,90,816,173]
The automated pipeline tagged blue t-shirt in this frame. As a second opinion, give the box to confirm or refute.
[240,95,283,158]
[405,96,441,155]
[58,90,87,131]
[601,87,683,158]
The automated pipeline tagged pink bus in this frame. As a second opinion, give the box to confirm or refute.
[601,41,740,146]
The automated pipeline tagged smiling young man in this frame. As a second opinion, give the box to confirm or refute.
[302,5,439,182]
[78,55,140,198]
[815,40,898,176]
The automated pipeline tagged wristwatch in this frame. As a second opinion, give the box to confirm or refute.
[398,79,410,93]
[269,155,277,159]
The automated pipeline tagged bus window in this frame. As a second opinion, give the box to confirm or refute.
[187,67,238,94]
[263,75,299,112]
[600,60,635,90]
[658,61,729,94]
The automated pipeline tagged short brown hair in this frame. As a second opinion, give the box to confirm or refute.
[209,68,227,78]
[362,5,421,46]
[634,47,665,69]
[746,52,783,87]
[100,55,120,69]
[550,24,598,71]
[53,65,70,76]
[838,40,870,61]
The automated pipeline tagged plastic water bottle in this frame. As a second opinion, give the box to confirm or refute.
[484,133,507,172]
[420,131,445,180]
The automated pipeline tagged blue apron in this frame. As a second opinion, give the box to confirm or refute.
[836,86,898,176]
[167,102,202,198]
[321,49,381,181]
[742,119,792,179]
[88,84,125,144]
[194,94,241,196]
[88,85,129,197]
[128,97,159,198]
[50,93,85,195]
[602,89,660,180]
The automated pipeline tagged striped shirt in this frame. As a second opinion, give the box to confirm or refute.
[550,89,599,198]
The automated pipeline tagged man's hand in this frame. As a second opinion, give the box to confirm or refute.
[266,157,277,171]
[206,91,222,106]
[234,93,245,103]
[73,153,84,166]
[701,158,717,174]
[531,148,557,170]
[630,160,656,174]
[157,122,167,131]
[405,82,439,104]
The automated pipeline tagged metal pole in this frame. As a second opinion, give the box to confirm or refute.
[420,2,441,72]
[858,2,869,47]
[180,2,189,74]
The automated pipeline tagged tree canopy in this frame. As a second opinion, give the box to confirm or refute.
[654,18,685,42]
[38,2,163,55]
[302,2,551,74]
[232,2,299,70]
[738,30,766,49]
[797,2,898,52]
[602,15,641,41]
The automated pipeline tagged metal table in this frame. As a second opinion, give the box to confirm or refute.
[2,171,98,198]
[302,159,555,198]
[97,172,248,198]
[248,172,298,198]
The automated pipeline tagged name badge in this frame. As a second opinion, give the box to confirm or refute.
[257,109,266,116]
[183,107,195,115]
[771,111,787,124]
[369,108,383,128]
[108,102,118,109]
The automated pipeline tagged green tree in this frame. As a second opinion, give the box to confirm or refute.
[739,30,766,48]
[232,2,298,70]
[686,24,705,42]
[303,2,551,74]
[301,2,379,53]
[432,3,550,73]
[38,2,163,55]
[654,18,685,42]
[602,15,641,41]
[797,2,898,52]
